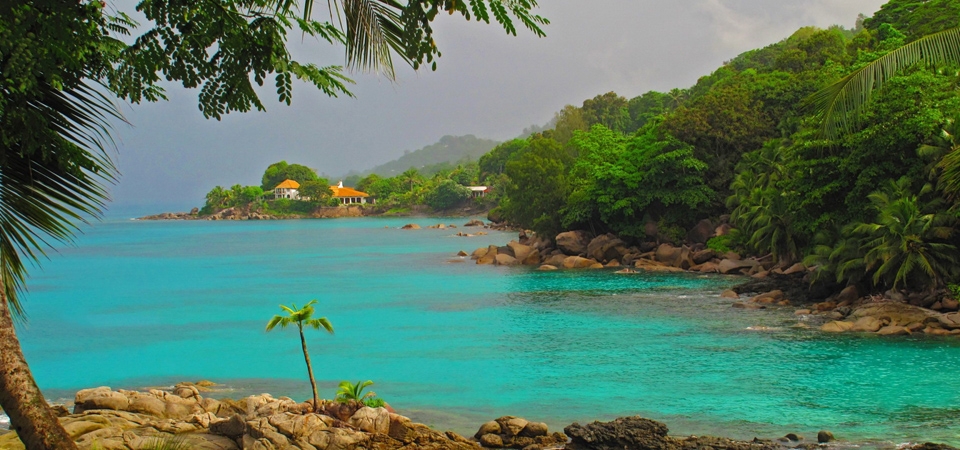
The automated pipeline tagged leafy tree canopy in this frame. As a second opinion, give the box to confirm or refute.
[261,161,320,191]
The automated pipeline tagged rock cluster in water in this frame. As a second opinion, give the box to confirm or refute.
[464,227,776,276]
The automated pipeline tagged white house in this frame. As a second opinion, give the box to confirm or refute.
[467,186,490,198]
[330,181,371,205]
[274,179,301,199]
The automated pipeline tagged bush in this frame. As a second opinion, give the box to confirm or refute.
[362,397,386,408]
[707,235,733,253]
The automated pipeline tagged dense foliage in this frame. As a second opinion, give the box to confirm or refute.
[491,2,960,294]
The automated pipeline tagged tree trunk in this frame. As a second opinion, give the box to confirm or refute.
[0,289,78,449]
[299,326,320,412]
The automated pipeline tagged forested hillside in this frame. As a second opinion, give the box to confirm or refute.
[359,135,499,178]
[485,0,960,295]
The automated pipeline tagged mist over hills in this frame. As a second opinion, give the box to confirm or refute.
[340,135,499,180]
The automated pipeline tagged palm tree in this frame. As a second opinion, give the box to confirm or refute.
[266,300,334,411]
[917,117,960,199]
[0,77,119,449]
[335,380,375,403]
[807,27,960,137]
[852,178,958,290]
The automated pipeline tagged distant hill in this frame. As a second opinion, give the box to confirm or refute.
[365,135,499,177]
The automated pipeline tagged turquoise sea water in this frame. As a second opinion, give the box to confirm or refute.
[13,213,960,446]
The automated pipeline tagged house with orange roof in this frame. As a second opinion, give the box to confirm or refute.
[274,179,301,200]
[330,181,371,205]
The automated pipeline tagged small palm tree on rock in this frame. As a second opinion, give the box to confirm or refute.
[266,300,334,411]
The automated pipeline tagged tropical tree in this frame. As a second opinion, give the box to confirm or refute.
[335,380,376,403]
[299,180,334,202]
[1,0,545,446]
[426,180,471,210]
[266,300,334,412]
[807,26,960,137]
[852,178,958,290]
[261,162,320,191]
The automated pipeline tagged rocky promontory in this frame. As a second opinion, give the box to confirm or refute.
[139,205,368,221]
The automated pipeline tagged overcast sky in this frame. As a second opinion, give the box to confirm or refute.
[107,0,888,210]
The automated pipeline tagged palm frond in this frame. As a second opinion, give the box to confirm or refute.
[805,26,960,138]
[1,78,120,319]
[323,0,404,79]
[307,317,335,333]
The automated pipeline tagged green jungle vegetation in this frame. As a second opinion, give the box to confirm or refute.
[201,160,490,215]
[481,0,960,296]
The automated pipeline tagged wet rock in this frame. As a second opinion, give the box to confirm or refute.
[836,285,859,303]
[587,234,629,263]
[691,249,718,265]
[821,321,854,332]
[564,416,672,450]
[782,263,807,276]
[939,312,960,329]
[686,219,715,244]
[697,262,719,273]
[634,259,685,273]
[732,302,766,310]
[943,298,960,311]
[538,265,559,271]
[720,290,739,299]
[563,256,600,269]
[654,244,683,267]
[718,259,757,275]
[556,231,593,256]
[850,316,883,333]
[480,433,504,448]
[401,224,420,230]
[749,290,783,304]
[847,302,937,328]
[508,241,535,262]
[877,325,910,336]
[464,219,485,227]
[495,254,519,266]
[782,433,803,441]
[543,254,568,267]
[817,430,834,443]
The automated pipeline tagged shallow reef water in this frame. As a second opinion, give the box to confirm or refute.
[14,212,960,446]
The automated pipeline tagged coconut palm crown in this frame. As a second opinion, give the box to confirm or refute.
[266,300,334,411]
[807,26,960,137]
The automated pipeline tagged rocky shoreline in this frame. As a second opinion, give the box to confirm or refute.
[451,224,960,339]
[137,204,494,221]
[0,384,953,450]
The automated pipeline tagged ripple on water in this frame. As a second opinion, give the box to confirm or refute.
[12,218,960,445]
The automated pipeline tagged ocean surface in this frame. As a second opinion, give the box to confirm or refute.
[11,209,960,446]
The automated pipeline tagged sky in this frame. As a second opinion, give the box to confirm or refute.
[107,0,888,210]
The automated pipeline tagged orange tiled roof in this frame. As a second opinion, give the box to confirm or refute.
[275,179,300,189]
[330,186,369,197]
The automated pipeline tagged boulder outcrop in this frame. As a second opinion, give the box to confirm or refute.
[556,231,593,256]
[474,416,565,449]
[0,386,480,450]
[563,416,784,450]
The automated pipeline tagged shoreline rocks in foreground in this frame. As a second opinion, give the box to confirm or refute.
[1,386,956,450]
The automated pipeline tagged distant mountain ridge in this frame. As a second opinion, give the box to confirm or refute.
[362,135,500,177]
